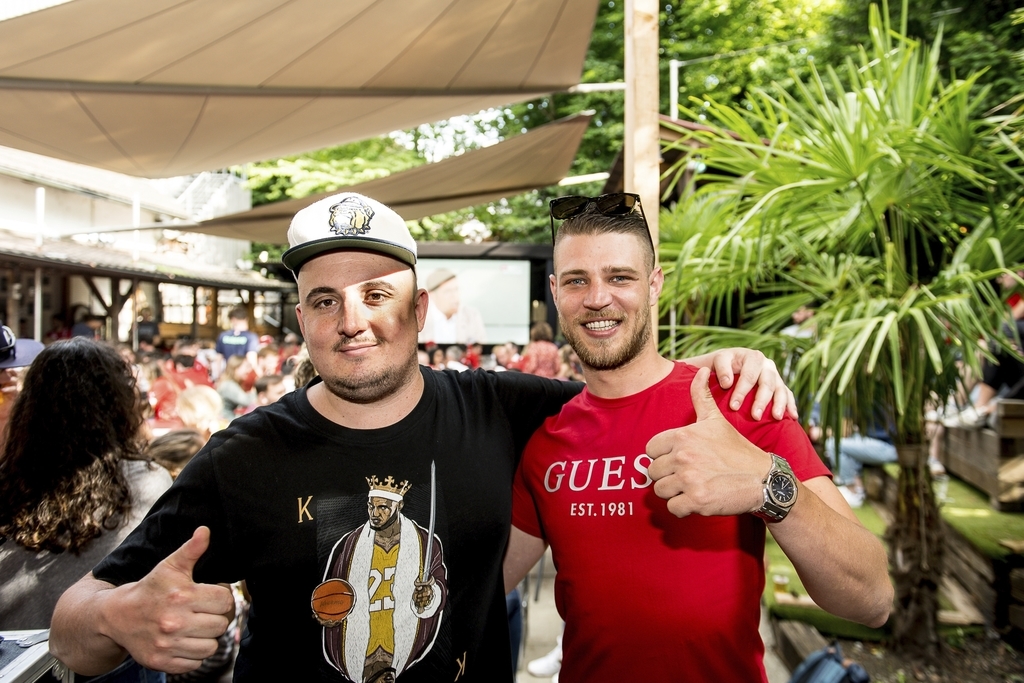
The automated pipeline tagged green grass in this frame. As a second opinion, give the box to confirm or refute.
[767,467,1024,640]
[764,504,889,640]
[882,463,1024,561]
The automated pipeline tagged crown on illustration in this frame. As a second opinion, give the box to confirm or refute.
[366,475,412,501]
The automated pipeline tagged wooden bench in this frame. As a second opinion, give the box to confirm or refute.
[772,619,829,671]
[862,464,1024,632]
[942,399,1024,512]
[1011,568,1024,647]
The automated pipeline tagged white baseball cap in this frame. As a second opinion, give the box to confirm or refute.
[282,192,417,274]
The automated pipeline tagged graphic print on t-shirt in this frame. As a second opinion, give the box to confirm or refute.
[313,474,449,683]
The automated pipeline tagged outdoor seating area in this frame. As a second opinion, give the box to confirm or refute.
[764,461,1024,679]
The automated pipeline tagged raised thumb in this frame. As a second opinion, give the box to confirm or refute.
[162,526,211,579]
[690,367,722,421]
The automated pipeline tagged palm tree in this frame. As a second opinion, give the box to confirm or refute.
[659,0,1024,655]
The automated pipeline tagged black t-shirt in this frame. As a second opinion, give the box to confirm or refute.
[136,321,160,344]
[93,368,581,682]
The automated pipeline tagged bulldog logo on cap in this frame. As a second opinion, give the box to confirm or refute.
[328,196,375,236]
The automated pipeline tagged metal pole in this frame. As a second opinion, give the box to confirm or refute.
[34,187,44,341]
[669,59,680,120]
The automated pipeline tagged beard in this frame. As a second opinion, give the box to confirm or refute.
[560,302,651,371]
[320,338,421,405]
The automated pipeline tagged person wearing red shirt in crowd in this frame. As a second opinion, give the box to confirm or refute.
[150,354,213,423]
[518,322,560,378]
[277,333,302,373]
[463,342,482,370]
[504,194,892,682]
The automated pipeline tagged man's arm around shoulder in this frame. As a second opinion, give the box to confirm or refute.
[50,527,235,676]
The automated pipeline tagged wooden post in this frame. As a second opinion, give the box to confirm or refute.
[624,0,660,253]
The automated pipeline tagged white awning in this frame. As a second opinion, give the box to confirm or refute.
[0,0,600,178]
[193,112,592,242]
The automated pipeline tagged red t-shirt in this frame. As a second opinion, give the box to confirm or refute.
[512,362,830,682]
[519,340,560,378]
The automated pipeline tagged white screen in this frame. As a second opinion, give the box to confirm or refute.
[416,259,531,346]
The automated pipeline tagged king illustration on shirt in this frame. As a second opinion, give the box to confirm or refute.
[313,474,448,683]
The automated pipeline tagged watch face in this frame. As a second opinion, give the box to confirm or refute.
[768,472,796,505]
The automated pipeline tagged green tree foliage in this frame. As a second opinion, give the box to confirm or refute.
[661,0,832,112]
[824,0,1024,113]
[659,1,1024,652]
[244,136,423,207]
[489,0,832,234]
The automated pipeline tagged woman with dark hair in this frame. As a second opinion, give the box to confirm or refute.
[0,338,172,636]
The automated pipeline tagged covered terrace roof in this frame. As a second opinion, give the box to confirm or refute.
[0,0,600,178]
[193,112,592,242]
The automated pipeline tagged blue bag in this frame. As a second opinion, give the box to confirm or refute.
[788,641,870,683]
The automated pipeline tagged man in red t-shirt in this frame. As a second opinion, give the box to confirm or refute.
[505,195,893,682]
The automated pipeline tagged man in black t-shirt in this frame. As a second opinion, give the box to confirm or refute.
[50,192,793,682]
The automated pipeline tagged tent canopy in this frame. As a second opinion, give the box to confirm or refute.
[193,112,592,242]
[0,0,600,178]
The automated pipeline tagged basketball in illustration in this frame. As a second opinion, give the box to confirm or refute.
[311,578,356,627]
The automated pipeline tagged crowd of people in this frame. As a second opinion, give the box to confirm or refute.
[0,190,900,683]
[422,326,584,383]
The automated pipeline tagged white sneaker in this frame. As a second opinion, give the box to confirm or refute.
[837,485,865,509]
[941,406,990,429]
[527,644,562,677]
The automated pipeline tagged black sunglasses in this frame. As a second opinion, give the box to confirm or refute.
[548,193,652,247]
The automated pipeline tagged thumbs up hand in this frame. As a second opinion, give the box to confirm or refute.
[106,527,235,673]
[646,367,774,518]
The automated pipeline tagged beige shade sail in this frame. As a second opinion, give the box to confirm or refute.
[192,112,592,242]
[0,0,599,178]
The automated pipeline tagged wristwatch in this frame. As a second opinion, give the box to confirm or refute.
[753,453,798,523]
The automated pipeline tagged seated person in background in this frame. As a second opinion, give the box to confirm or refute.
[150,353,213,423]
[519,322,560,378]
[824,428,895,509]
[493,341,522,370]
[277,332,302,372]
[145,429,206,480]
[444,344,470,371]
[216,355,256,419]
[256,345,280,378]
[176,385,225,441]
[292,348,318,388]
[945,270,1024,427]
[0,339,172,645]
[556,344,585,382]
[252,374,288,409]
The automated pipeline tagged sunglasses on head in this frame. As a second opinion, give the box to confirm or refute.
[548,193,651,247]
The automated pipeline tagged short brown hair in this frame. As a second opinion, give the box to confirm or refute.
[554,206,655,269]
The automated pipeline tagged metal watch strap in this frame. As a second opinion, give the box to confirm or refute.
[753,453,797,523]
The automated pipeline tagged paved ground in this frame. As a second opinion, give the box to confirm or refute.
[517,548,791,683]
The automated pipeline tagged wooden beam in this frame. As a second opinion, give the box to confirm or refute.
[83,276,111,312]
[624,0,660,252]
